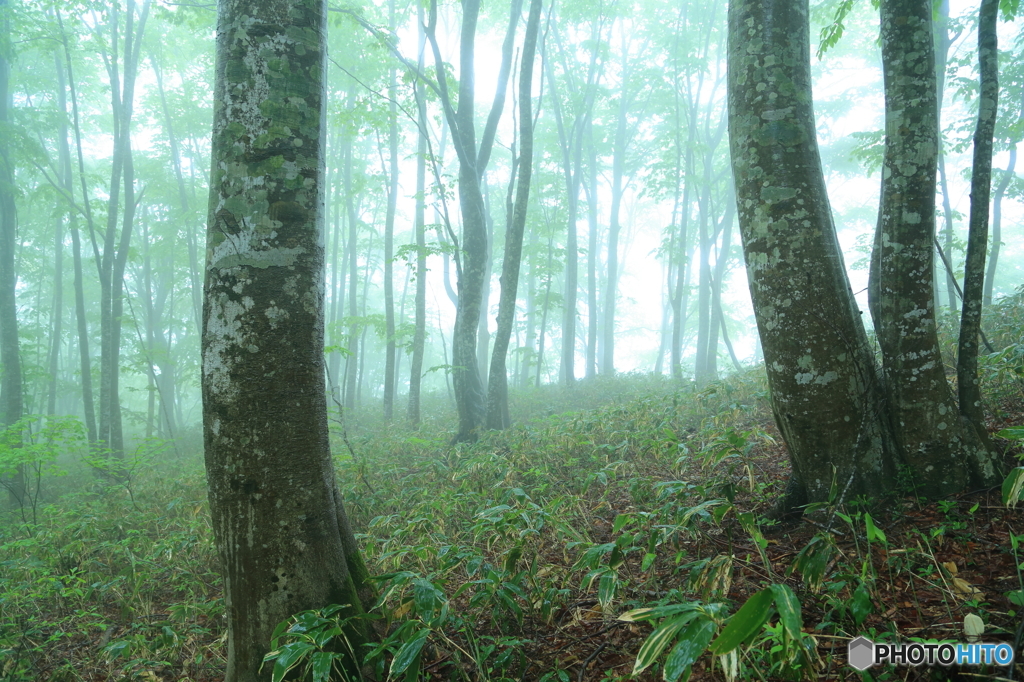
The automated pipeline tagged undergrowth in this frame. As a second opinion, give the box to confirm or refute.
[1,356,1023,680]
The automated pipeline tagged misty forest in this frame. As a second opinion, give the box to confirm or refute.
[4,0,1024,679]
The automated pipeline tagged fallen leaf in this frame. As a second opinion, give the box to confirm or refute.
[942,561,958,576]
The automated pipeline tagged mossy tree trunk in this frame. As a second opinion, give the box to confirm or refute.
[728,0,899,505]
[202,0,372,679]
[871,0,999,496]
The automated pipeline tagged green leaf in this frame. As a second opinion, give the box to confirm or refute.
[270,642,311,682]
[662,618,715,682]
[851,582,873,627]
[864,513,887,544]
[613,513,632,534]
[709,588,773,655]
[769,584,802,640]
[310,651,335,682]
[632,616,691,675]
[1002,468,1024,508]
[642,552,657,572]
[598,573,617,608]
[997,426,1024,440]
[390,628,429,677]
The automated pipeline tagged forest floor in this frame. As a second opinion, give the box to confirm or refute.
[2,371,1024,682]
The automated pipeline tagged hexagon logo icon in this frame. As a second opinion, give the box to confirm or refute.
[848,636,875,671]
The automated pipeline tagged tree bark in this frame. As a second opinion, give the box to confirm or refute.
[425,0,520,441]
[56,9,97,444]
[957,0,999,444]
[871,0,998,496]
[728,0,899,504]
[408,9,428,427]
[203,0,371,678]
[487,0,542,429]
[0,0,25,506]
[382,0,399,420]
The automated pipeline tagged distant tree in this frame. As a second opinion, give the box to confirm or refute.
[487,0,542,429]
[202,0,372,678]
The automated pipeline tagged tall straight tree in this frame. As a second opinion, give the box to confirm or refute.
[0,0,24,504]
[958,0,999,434]
[487,0,542,429]
[202,0,372,678]
[408,8,428,426]
[93,0,151,460]
[381,0,399,420]
[56,11,98,444]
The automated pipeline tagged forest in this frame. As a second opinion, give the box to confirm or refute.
[3,0,1024,679]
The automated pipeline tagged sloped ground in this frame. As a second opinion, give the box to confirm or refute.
[2,370,1023,681]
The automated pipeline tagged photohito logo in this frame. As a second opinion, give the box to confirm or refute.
[847,637,1015,670]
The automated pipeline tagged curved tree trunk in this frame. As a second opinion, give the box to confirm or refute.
[203,0,371,678]
[487,0,542,429]
[871,0,998,495]
[728,0,899,505]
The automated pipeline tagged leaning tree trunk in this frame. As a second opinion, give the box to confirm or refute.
[203,0,372,679]
[870,0,998,496]
[486,0,542,429]
[957,0,999,441]
[728,0,899,506]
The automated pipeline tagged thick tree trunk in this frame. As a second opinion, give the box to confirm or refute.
[871,0,998,496]
[203,0,371,678]
[728,0,898,504]
[957,0,1000,448]
[487,0,542,429]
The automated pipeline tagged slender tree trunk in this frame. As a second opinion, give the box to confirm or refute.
[957,0,999,441]
[601,60,629,376]
[985,147,1015,306]
[536,235,554,387]
[47,54,68,417]
[0,0,25,505]
[487,0,542,429]
[381,0,399,420]
[57,10,97,443]
[425,0,520,441]
[934,0,959,312]
[343,137,360,410]
[585,131,599,380]
[408,13,428,426]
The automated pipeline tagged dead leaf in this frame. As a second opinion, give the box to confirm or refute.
[942,561,958,576]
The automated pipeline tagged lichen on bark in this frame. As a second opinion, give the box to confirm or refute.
[202,0,370,679]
